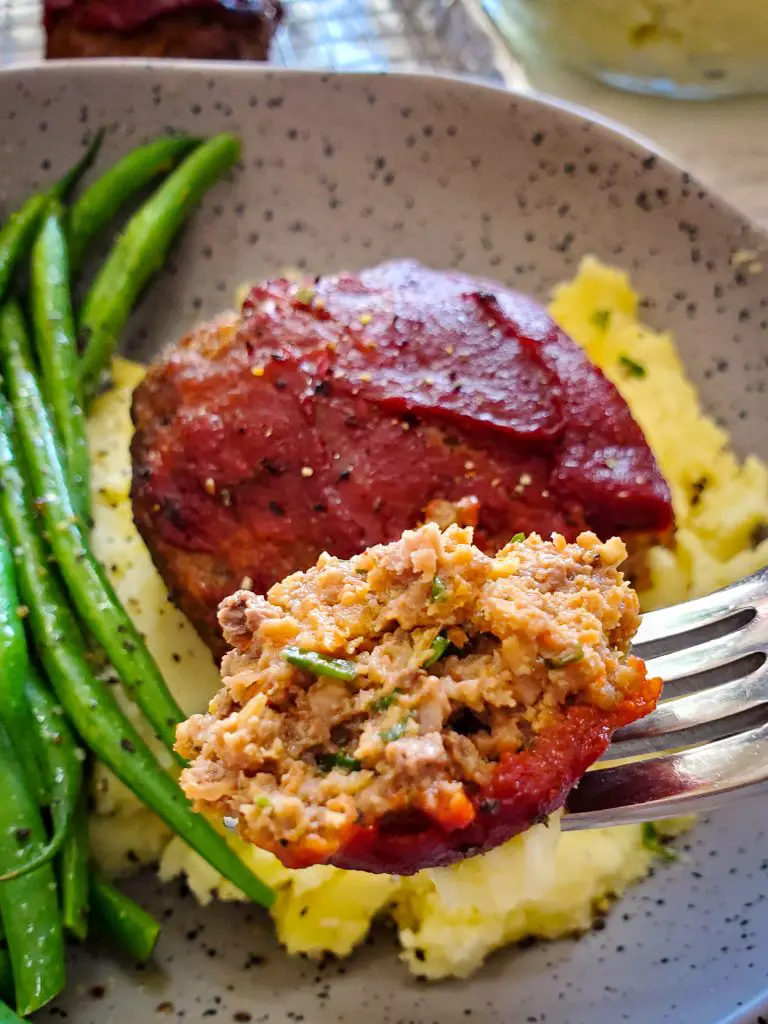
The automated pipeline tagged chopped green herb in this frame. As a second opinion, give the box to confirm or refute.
[430,576,449,603]
[591,309,612,330]
[510,532,525,544]
[255,796,271,809]
[641,822,678,863]
[316,752,363,773]
[543,644,584,669]
[380,714,414,744]
[283,646,357,681]
[294,286,315,305]
[369,688,402,713]
[423,633,451,668]
[618,354,647,379]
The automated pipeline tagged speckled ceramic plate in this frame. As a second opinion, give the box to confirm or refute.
[3,62,767,1024]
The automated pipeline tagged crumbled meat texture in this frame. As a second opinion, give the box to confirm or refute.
[131,259,674,659]
[176,523,661,874]
[45,0,282,60]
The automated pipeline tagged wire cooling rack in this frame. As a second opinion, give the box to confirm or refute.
[0,0,520,82]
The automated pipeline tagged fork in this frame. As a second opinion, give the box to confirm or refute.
[564,566,768,828]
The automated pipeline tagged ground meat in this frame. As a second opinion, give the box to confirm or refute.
[176,523,661,874]
[132,260,674,659]
[45,0,282,60]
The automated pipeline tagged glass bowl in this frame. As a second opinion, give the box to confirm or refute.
[488,0,768,99]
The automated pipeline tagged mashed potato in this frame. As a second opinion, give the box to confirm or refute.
[87,257,768,980]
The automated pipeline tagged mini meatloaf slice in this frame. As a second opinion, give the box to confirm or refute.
[176,523,661,875]
[131,259,674,660]
[45,1,282,61]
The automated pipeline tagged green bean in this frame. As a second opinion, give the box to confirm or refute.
[68,134,201,270]
[0,129,104,309]
[52,128,106,203]
[0,667,83,883]
[31,200,90,522]
[1,299,184,753]
[0,721,65,1017]
[0,386,274,909]
[60,790,90,940]
[0,970,10,1009]
[79,132,241,395]
[0,514,46,802]
[0,1000,23,1024]
[89,872,160,963]
[0,195,48,304]
[0,924,12,1007]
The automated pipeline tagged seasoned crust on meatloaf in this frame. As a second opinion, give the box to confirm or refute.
[176,524,661,873]
[131,259,674,659]
[45,0,282,60]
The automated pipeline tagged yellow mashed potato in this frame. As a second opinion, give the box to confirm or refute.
[87,257,768,981]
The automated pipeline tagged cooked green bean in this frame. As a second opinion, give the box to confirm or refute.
[60,790,90,940]
[0,515,46,802]
[0,1000,23,1024]
[1,299,184,752]
[0,923,13,1006]
[0,667,83,883]
[0,195,48,305]
[79,132,241,395]
[0,384,274,909]
[90,872,160,963]
[31,200,90,521]
[68,134,201,269]
[0,721,65,1017]
[52,128,106,203]
[0,129,104,309]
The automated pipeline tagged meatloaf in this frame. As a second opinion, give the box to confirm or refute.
[176,523,661,874]
[45,0,282,61]
[132,260,674,659]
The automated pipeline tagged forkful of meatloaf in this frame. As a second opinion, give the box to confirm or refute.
[175,522,661,875]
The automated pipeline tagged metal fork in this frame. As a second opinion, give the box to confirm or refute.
[564,566,768,828]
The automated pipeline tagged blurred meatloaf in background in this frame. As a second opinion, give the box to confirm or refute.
[45,0,283,61]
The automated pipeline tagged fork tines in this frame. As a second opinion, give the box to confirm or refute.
[564,567,768,828]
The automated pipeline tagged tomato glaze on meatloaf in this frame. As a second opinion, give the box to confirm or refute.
[131,260,674,659]
[176,523,661,875]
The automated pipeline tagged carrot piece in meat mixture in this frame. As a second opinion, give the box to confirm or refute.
[176,523,661,875]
